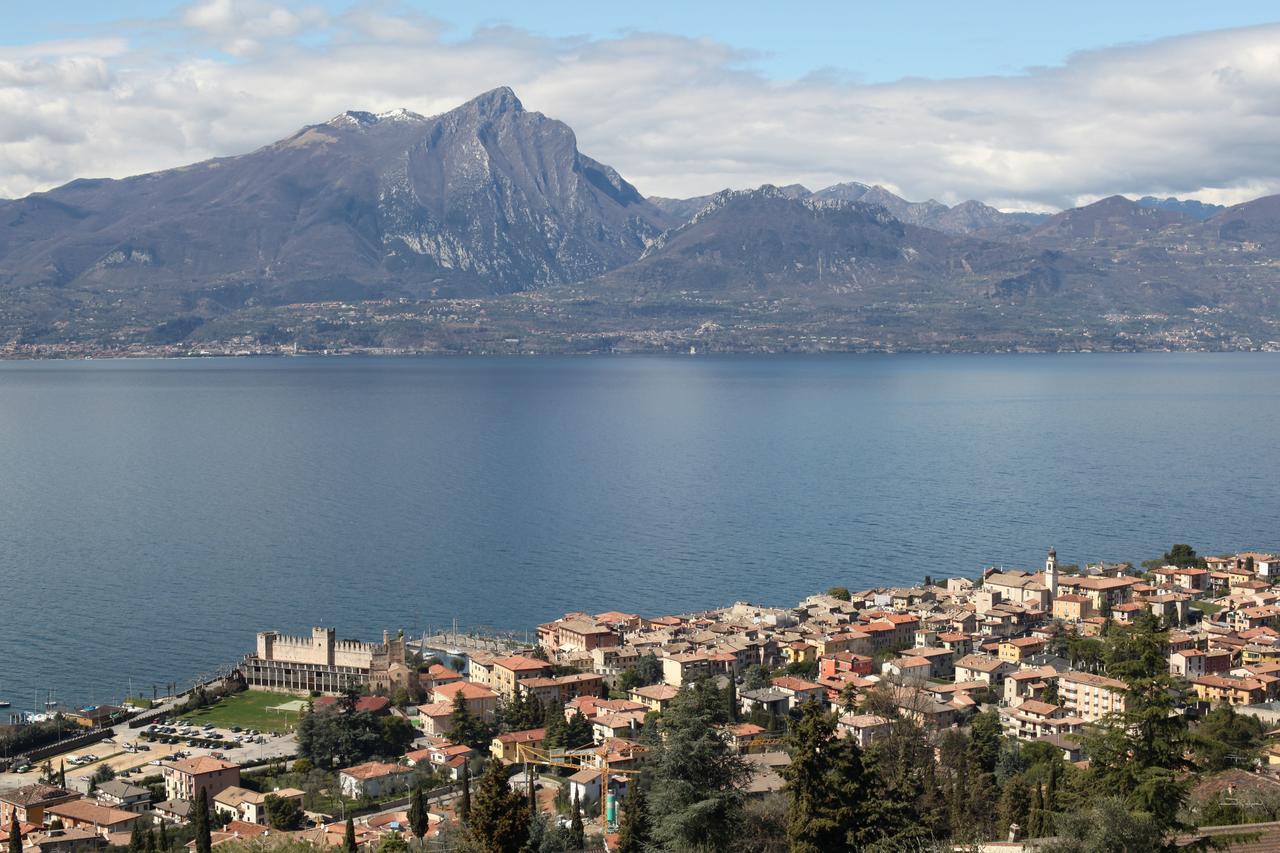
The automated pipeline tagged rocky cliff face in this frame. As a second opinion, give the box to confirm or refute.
[0,87,671,300]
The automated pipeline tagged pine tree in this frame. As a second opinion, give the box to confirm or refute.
[343,816,357,853]
[194,788,212,853]
[564,712,593,749]
[648,681,750,853]
[459,762,472,826]
[448,692,485,749]
[615,777,649,853]
[466,760,529,853]
[543,703,568,751]
[570,792,585,849]
[9,813,21,853]
[407,783,428,840]
[783,701,875,853]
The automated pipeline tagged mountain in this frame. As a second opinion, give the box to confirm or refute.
[2,87,1280,354]
[809,183,1047,239]
[0,87,670,304]
[649,183,810,224]
[1204,195,1280,249]
[601,185,1072,299]
[1136,196,1225,221]
[1029,195,1195,244]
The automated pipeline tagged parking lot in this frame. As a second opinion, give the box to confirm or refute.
[0,716,298,789]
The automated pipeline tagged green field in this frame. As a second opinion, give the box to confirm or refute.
[179,690,306,732]
[1190,599,1225,615]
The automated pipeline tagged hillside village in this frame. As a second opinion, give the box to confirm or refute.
[7,545,1280,851]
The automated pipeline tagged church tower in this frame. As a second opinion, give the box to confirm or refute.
[1045,547,1059,598]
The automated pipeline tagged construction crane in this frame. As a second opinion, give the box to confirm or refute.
[514,740,649,827]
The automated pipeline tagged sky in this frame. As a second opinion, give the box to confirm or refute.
[4,1,1280,209]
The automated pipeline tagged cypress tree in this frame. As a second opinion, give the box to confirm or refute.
[343,816,357,853]
[58,761,66,788]
[9,813,21,853]
[615,777,649,853]
[194,788,212,853]
[128,820,146,853]
[1027,784,1044,838]
[570,792,585,849]
[158,821,170,853]
[407,784,428,840]
[725,678,739,723]
[459,762,472,826]
[144,828,157,853]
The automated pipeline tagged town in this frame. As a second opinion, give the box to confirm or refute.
[5,544,1280,852]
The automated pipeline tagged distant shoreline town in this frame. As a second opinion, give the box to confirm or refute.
[6,543,1280,851]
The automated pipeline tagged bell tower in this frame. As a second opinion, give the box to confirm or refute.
[1045,547,1059,598]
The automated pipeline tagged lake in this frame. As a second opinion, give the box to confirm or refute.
[0,353,1276,709]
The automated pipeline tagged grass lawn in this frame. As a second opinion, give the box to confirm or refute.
[1190,600,1225,614]
[179,690,305,732]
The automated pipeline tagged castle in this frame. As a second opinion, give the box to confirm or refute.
[241,627,412,695]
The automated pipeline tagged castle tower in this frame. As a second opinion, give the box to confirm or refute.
[1045,547,1058,598]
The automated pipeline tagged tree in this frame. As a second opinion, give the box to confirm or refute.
[827,587,851,601]
[725,677,740,723]
[743,665,771,691]
[570,792,585,849]
[1191,704,1265,771]
[1027,784,1045,838]
[157,821,170,853]
[1164,544,1205,569]
[377,833,409,853]
[448,691,490,750]
[783,701,876,852]
[129,821,148,853]
[408,784,428,840]
[615,776,650,853]
[1040,796,1165,853]
[459,762,472,826]
[264,794,305,830]
[564,712,593,749]
[647,681,750,852]
[466,760,529,853]
[344,816,358,853]
[968,711,1002,774]
[997,775,1031,841]
[194,789,212,853]
[8,814,19,853]
[543,703,568,751]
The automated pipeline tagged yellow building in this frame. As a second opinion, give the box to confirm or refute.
[1052,594,1094,622]
[1058,671,1127,722]
[998,637,1047,663]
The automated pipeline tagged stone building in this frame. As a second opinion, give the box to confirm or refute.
[240,627,410,694]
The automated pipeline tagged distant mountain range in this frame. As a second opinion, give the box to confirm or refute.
[1,87,1278,354]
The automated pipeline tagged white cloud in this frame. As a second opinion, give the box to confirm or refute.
[3,7,1280,211]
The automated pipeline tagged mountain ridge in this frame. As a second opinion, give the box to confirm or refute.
[2,86,1279,354]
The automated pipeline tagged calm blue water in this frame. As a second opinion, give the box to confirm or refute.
[0,353,1276,709]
